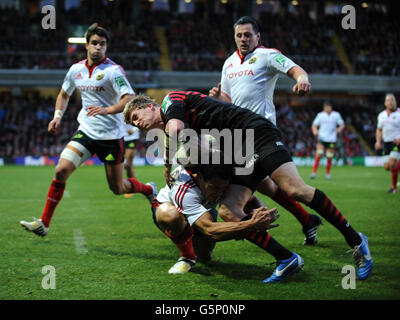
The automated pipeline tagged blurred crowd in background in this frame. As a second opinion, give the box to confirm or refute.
[0,3,398,75]
[0,1,396,160]
[0,90,381,160]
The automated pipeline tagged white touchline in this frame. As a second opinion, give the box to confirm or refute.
[73,229,88,254]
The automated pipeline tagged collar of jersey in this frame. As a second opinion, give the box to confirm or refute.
[235,45,262,64]
[85,56,107,78]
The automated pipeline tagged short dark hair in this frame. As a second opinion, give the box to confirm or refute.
[233,16,260,34]
[323,101,332,107]
[85,23,110,43]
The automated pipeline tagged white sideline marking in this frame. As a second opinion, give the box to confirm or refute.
[73,229,88,254]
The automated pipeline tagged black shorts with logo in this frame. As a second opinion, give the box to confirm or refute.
[319,140,336,149]
[230,127,293,193]
[124,139,138,150]
[383,142,399,156]
[71,130,125,165]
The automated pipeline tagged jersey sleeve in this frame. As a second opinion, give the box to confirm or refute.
[161,92,186,123]
[336,112,344,126]
[61,66,76,96]
[171,184,209,226]
[312,113,321,126]
[220,60,231,97]
[111,65,135,98]
[266,50,297,75]
[377,113,383,129]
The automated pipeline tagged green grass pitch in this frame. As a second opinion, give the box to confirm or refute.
[1,165,399,300]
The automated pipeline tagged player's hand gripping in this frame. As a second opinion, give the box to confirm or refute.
[249,207,280,230]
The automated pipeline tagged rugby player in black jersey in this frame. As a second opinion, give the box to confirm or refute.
[123,91,373,282]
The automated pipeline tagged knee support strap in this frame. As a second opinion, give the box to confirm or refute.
[60,141,92,168]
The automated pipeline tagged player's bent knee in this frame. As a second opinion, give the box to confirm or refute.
[54,165,71,181]
[280,181,310,202]
[108,182,126,195]
[156,204,182,229]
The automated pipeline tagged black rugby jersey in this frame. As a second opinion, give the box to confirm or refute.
[160,90,287,163]
[160,90,278,137]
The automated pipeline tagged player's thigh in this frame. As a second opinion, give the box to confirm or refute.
[326,147,335,158]
[270,161,315,203]
[256,176,278,197]
[125,149,135,164]
[316,142,324,155]
[219,184,253,221]
[125,147,136,164]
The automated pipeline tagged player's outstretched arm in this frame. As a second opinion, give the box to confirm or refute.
[164,119,185,187]
[193,207,280,242]
[48,89,70,135]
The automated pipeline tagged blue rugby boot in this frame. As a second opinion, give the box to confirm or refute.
[349,232,373,280]
[263,253,304,283]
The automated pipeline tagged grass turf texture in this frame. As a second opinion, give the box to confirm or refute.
[0,165,399,300]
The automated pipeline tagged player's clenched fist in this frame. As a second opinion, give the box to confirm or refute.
[292,79,311,96]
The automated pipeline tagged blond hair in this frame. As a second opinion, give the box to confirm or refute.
[123,94,158,124]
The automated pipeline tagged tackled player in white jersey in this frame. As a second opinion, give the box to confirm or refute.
[20,23,157,237]
[151,162,281,276]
